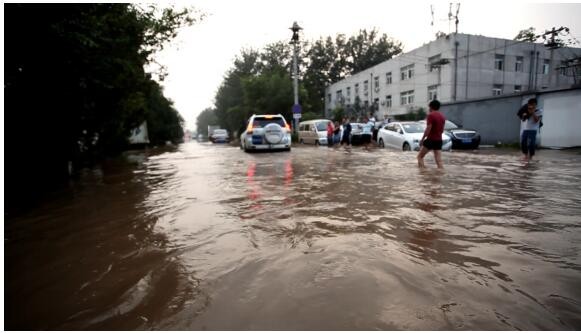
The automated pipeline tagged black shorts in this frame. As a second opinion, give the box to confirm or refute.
[362,134,372,144]
[341,134,351,145]
[423,139,443,150]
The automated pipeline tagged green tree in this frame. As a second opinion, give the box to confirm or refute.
[5,3,201,210]
[196,108,219,137]
[331,107,345,122]
[345,28,403,73]
[210,28,403,135]
[214,48,260,129]
[514,27,538,42]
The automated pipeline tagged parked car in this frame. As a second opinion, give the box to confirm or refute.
[298,119,330,145]
[209,129,230,143]
[240,114,292,152]
[418,119,481,149]
[349,123,364,145]
[377,121,451,151]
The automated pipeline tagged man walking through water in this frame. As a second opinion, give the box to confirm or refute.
[417,100,445,169]
[518,98,543,162]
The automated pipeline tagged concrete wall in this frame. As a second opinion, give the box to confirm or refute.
[441,95,523,145]
[441,88,581,147]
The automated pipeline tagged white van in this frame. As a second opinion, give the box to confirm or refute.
[298,119,331,145]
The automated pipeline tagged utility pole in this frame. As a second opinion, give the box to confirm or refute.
[289,22,302,134]
[542,26,569,86]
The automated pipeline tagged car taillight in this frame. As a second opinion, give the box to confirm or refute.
[284,123,291,132]
[247,122,253,134]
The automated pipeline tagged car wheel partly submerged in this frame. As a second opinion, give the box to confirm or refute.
[378,138,385,148]
[403,142,411,151]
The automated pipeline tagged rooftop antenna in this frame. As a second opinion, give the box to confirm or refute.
[455,3,460,34]
[448,3,460,34]
[448,3,452,34]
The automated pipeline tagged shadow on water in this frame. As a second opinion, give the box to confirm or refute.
[5,147,209,330]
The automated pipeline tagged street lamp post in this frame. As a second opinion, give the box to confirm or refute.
[290,21,302,134]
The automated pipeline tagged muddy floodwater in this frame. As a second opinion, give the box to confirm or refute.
[5,142,581,330]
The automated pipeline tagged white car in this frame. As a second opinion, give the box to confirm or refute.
[240,114,292,152]
[377,121,451,151]
[210,129,230,143]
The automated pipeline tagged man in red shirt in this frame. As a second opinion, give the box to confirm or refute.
[326,120,335,147]
[418,100,445,169]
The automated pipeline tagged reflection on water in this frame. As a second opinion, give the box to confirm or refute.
[5,143,581,330]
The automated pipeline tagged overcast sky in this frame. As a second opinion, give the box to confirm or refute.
[152,1,581,131]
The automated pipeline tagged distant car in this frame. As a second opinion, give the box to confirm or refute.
[210,129,230,143]
[240,114,292,152]
[377,121,451,151]
[298,119,330,145]
[419,119,481,149]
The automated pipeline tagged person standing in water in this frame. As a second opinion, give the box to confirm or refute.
[417,100,445,169]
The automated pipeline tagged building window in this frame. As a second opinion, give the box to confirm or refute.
[400,64,414,80]
[354,83,359,96]
[515,56,524,72]
[560,60,567,75]
[346,87,351,103]
[374,76,380,92]
[363,80,369,96]
[428,85,438,101]
[492,84,503,96]
[327,93,331,103]
[514,85,522,93]
[386,72,392,84]
[336,90,343,105]
[494,54,504,71]
[400,90,415,105]
[543,59,550,74]
[385,95,392,108]
[428,54,441,72]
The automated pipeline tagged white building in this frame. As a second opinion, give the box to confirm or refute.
[325,33,581,119]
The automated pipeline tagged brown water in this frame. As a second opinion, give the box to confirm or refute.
[5,142,581,330]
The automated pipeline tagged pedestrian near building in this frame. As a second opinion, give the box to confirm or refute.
[417,100,445,169]
[362,116,373,151]
[326,121,335,147]
[518,98,543,162]
[369,113,378,142]
[333,121,341,146]
[340,117,352,148]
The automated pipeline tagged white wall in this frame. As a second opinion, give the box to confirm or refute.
[539,90,581,148]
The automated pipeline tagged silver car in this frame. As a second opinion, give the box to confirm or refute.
[240,114,292,152]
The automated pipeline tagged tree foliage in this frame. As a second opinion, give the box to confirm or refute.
[514,27,538,42]
[5,3,200,209]
[204,28,403,136]
[196,108,219,137]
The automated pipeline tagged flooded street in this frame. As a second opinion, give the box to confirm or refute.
[5,142,581,330]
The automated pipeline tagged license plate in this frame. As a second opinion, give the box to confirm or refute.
[462,139,472,144]
[252,136,263,144]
